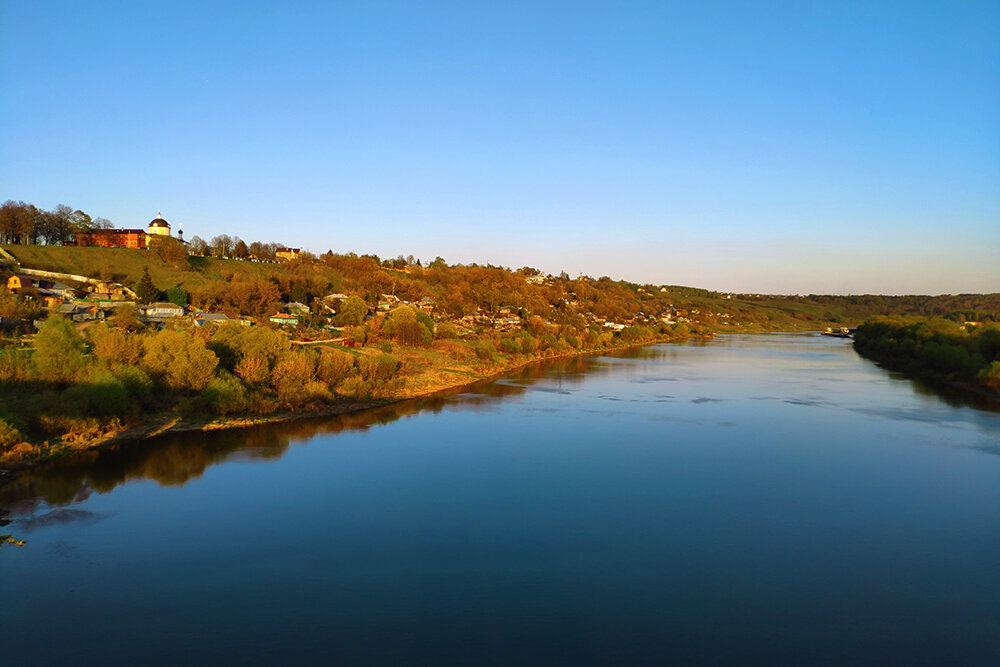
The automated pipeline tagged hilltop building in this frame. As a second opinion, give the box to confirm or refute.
[70,211,186,249]
[74,228,149,249]
[148,211,171,237]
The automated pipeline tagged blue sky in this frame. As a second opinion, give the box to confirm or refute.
[1,1,997,294]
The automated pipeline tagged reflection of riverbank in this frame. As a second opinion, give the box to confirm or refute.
[0,348,659,515]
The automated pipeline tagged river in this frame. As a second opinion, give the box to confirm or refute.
[3,333,999,665]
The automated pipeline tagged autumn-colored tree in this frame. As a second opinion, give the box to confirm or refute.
[32,316,87,383]
[94,328,145,367]
[141,329,218,392]
[383,306,433,347]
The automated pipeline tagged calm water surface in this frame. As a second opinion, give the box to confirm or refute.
[3,334,1000,665]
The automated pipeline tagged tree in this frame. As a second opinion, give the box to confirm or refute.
[383,305,432,346]
[335,296,368,326]
[233,239,249,259]
[141,329,218,392]
[32,316,87,383]
[152,237,190,266]
[188,235,209,256]
[211,234,234,258]
[135,266,160,304]
[112,304,144,332]
[166,286,189,307]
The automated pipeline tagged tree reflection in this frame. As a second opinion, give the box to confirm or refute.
[0,351,643,514]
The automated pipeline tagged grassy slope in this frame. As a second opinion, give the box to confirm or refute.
[3,244,301,293]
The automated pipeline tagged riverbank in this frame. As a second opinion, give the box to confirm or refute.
[0,334,698,481]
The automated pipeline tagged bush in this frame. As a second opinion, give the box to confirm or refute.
[317,349,355,386]
[359,353,400,382]
[270,352,320,407]
[473,340,498,362]
[94,328,144,367]
[202,373,249,415]
[32,316,87,383]
[0,349,32,381]
[0,418,25,448]
[435,322,459,339]
[499,337,520,354]
[63,368,135,417]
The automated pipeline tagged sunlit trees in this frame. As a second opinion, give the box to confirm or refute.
[383,305,432,346]
[335,295,368,326]
[32,316,87,383]
[141,329,219,392]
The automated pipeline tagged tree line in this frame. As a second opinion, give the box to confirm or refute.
[853,317,1000,393]
[0,200,114,245]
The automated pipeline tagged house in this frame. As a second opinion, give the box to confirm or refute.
[378,294,401,311]
[269,313,299,326]
[286,301,310,316]
[42,295,65,309]
[275,247,302,261]
[57,303,105,322]
[143,302,186,319]
[89,282,133,301]
[192,312,231,327]
[7,275,56,292]
[417,296,437,312]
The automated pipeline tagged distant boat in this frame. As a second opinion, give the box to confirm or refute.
[822,327,854,338]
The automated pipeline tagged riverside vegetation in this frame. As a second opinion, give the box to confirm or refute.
[853,317,1000,395]
[2,239,999,469]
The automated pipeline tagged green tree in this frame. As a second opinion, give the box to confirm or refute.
[32,316,87,383]
[135,266,160,304]
[166,286,189,307]
[335,295,368,326]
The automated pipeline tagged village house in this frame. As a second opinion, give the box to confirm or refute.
[88,281,134,301]
[7,275,79,300]
[286,301,311,316]
[275,247,302,261]
[269,313,299,326]
[142,302,186,320]
[417,296,437,313]
[378,294,401,311]
[57,303,106,322]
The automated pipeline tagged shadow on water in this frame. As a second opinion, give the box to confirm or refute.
[0,350,643,516]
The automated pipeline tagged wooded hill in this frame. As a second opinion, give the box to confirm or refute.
[5,244,998,331]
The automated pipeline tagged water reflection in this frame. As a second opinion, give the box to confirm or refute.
[0,352,628,515]
[3,339,996,518]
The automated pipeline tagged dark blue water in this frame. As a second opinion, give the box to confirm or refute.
[3,334,1000,665]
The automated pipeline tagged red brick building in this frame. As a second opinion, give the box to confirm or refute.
[73,228,149,249]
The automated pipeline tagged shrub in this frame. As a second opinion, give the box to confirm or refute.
[234,355,270,385]
[94,328,144,367]
[317,349,355,386]
[359,353,400,382]
[435,322,459,339]
[63,368,135,417]
[32,316,87,383]
[202,373,249,415]
[499,337,520,354]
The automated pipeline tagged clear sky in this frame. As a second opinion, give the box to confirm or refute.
[1,1,997,294]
